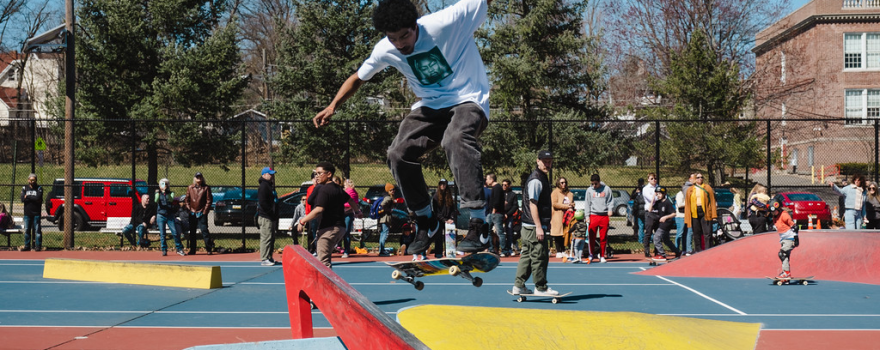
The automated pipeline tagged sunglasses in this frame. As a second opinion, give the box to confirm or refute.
[696,176,703,179]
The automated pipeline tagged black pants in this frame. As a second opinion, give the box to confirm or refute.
[644,213,658,255]
[691,207,711,252]
[188,213,212,252]
[749,214,769,234]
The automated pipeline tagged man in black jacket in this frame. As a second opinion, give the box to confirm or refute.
[257,167,278,266]
[501,179,518,257]
[512,151,558,296]
[486,174,504,254]
[122,194,156,248]
[20,174,43,251]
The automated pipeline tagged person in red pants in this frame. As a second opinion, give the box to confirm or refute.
[584,174,614,263]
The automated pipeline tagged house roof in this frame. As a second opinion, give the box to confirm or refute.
[0,52,22,72]
[753,0,880,55]
[0,87,21,109]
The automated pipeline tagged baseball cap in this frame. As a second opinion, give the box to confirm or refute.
[537,150,552,159]
[194,172,203,178]
[655,186,667,194]
[261,167,276,175]
[439,178,448,184]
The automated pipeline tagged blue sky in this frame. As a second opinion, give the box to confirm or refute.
[790,0,813,12]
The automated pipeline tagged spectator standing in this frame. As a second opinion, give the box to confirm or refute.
[550,177,574,258]
[185,172,214,255]
[650,186,680,259]
[155,178,184,256]
[378,183,397,257]
[584,174,614,263]
[486,174,504,254]
[501,179,518,257]
[674,174,695,255]
[297,163,360,268]
[830,174,868,230]
[865,182,880,229]
[747,184,771,234]
[568,210,587,263]
[432,179,457,258]
[641,173,659,257]
[20,173,43,251]
[305,172,319,254]
[257,167,278,266]
[730,186,743,219]
[512,150,558,296]
[313,0,495,256]
[290,196,307,245]
[122,194,155,248]
[630,178,645,243]
[684,173,717,252]
[342,178,362,257]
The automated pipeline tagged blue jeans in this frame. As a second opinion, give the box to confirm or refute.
[157,213,183,252]
[23,215,41,249]
[674,217,691,253]
[845,209,863,230]
[487,213,503,252]
[379,223,390,254]
[121,223,146,246]
[343,213,355,254]
[502,216,516,255]
[636,215,646,244]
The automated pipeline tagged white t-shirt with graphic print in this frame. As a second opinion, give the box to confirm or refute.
[357,0,491,119]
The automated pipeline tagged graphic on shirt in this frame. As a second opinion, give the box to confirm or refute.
[406,46,452,86]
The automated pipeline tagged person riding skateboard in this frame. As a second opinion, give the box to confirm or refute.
[511,150,559,296]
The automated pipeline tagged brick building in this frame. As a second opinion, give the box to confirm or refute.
[753,0,880,174]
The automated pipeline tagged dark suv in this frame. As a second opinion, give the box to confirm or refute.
[46,178,149,231]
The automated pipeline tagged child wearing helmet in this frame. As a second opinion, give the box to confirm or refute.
[650,186,681,260]
[769,198,797,278]
[568,210,588,263]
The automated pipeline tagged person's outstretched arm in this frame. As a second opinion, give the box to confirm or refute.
[313,73,365,128]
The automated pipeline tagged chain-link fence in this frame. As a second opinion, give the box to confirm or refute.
[2,116,878,252]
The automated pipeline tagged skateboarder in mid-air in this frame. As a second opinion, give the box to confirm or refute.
[313,0,495,256]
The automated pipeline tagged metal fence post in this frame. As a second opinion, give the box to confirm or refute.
[655,120,660,181]
[31,118,36,174]
[241,118,247,250]
[766,119,771,193]
[131,120,136,190]
[344,121,351,179]
[875,119,879,184]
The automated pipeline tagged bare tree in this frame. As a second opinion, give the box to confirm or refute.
[0,0,27,52]
[238,0,295,106]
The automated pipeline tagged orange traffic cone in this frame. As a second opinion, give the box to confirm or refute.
[816,218,822,229]
[807,216,814,230]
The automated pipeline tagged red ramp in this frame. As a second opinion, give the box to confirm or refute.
[636,231,880,285]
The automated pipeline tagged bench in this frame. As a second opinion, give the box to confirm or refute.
[100,217,160,247]
[1,217,24,247]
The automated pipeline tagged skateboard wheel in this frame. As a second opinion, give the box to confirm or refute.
[802,280,809,286]
[776,281,783,286]
[552,298,559,304]
[517,296,525,302]
[414,281,424,291]
[391,270,402,280]
[473,277,483,287]
[449,265,461,276]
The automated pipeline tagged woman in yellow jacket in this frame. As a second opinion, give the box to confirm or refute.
[550,177,574,258]
[684,173,717,253]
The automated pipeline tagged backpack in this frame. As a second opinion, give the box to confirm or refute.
[369,199,385,219]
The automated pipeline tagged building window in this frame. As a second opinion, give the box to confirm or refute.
[845,89,880,125]
[844,33,880,70]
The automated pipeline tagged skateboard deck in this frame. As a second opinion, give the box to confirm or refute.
[506,290,573,304]
[386,252,500,290]
[766,276,814,286]
[646,257,676,266]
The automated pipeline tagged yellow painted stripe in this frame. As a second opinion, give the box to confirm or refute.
[398,305,760,350]
[42,259,222,289]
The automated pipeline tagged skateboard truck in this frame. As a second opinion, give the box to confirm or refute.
[391,269,425,291]
[448,265,483,287]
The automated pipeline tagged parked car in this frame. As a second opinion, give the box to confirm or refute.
[714,187,735,210]
[210,186,241,209]
[214,189,259,226]
[46,177,149,231]
[611,189,631,216]
[773,192,832,226]
[361,184,406,214]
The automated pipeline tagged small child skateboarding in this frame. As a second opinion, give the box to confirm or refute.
[770,199,798,278]
[568,210,588,263]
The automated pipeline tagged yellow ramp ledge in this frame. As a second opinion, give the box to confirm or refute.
[43,258,222,289]
[398,305,761,350]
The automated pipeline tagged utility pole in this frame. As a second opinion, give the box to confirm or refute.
[63,0,76,248]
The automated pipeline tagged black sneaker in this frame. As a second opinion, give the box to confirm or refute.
[458,218,490,253]
[406,215,440,255]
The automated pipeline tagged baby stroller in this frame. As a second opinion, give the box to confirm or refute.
[715,208,746,244]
